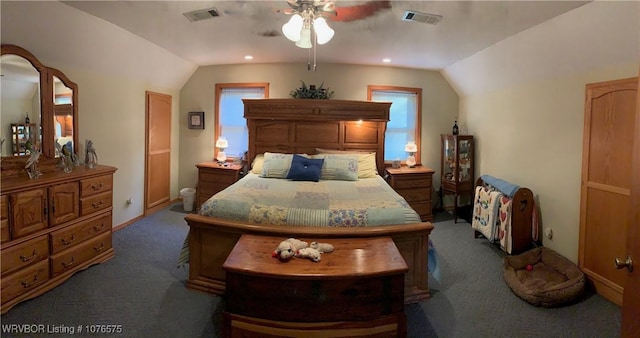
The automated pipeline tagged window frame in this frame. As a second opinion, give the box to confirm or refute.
[214,82,269,160]
[367,85,422,165]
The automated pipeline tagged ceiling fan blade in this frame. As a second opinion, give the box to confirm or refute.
[331,0,391,22]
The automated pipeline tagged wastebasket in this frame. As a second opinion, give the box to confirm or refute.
[180,188,196,212]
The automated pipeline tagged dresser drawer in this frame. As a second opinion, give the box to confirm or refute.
[80,175,113,197]
[396,187,431,203]
[1,259,49,304]
[409,201,432,221]
[391,176,432,189]
[1,195,9,244]
[80,191,113,216]
[50,231,112,277]
[1,235,49,276]
[199,182,230,197]
[199,170,238,184]
[50,213,112,254]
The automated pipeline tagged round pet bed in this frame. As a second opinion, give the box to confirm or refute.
[503,247,585,307]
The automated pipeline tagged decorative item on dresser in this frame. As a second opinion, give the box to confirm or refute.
[386,166,435,222]
[195,162,243,211]
[440,134,474,223]
[0,45,118,314]
[1,164,117,313]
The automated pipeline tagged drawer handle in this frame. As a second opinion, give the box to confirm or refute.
[90,182,104,191]
[94,243,105,253]
[20,250,37,262]
[21,273,39,288]
[62,257,76,268]
[91,201,104,209]
[93,223,105,232]
[61,235,75,246]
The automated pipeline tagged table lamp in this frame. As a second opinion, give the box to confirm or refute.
[405,141,417,168]
[215,137,228,164]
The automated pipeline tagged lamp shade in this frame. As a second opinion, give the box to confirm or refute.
[314,17,334,45]
[282,14,303,42]
[405,141,417,153]
[215,137,228,149]
[295,27,312,48]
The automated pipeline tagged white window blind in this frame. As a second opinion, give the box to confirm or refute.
[219,87,264,157]
[371,90,418,161]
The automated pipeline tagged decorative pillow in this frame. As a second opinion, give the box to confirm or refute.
[260,152,294,178]
[312,154,359,181]
[251,154,264,174]
[286,154,324,182]
[315,148,377,178]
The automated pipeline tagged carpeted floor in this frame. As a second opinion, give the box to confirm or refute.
[0,204,621,337]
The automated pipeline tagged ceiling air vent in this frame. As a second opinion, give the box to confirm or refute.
[183,7,220,22]
[402,10,442,25]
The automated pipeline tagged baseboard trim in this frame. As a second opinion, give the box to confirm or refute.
[113,215,143,232]
[112,198,180,232]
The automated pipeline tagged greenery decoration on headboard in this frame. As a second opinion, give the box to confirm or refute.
[290,81,334,99]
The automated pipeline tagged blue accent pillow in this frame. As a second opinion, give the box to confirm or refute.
[286,154,324,182]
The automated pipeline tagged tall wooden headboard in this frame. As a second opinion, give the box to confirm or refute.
[243,99,391,175]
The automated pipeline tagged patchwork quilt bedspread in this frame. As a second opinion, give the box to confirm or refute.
[198,173,421,226]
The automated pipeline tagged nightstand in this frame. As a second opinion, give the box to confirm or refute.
[386,166,435,222]
[196,162,243,210]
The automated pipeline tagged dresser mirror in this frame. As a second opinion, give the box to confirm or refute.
[51,70,78,157]
[0,48,44,157]
[0,44,78,165]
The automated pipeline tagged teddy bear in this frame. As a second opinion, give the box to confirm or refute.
[295,247,322,262]
[272,238,309,260]
[310,241,334,253]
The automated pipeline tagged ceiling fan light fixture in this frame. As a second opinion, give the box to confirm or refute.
[313,17,334,45]
[295,27,313,48]
[282,14,304,42]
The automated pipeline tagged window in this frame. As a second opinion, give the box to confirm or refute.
[214,83,269,160]
[367,86,422,163]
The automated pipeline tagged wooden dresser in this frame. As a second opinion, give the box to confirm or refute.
[0,164,117,314]
[195,162,242,209]
[386,166,435,222]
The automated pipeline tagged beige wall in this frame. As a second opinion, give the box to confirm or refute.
[445,0,639,263]
[459,64,638,263]
[178,63,459,193]
[60,66,181,228]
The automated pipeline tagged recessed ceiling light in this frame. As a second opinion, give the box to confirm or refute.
[244,55,254,60]
[382,58,391,63]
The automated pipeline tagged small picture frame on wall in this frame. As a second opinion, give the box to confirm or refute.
[188,111,204,129]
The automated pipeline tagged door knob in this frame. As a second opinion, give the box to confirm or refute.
[614,256,633,272]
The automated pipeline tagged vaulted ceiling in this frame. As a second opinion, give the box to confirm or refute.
[61,1,589,70]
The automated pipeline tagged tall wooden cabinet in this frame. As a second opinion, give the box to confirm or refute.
[1,165,117,313]
[10,123,36,156]
[440,134,474,223]
[579,77,638,306]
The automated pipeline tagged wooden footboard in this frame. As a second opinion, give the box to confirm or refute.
[184,214,434,304]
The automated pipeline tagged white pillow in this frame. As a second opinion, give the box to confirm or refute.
[311,154,359,181]
[315,149,377,178]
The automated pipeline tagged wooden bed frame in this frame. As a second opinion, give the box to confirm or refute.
[184,99,434,303]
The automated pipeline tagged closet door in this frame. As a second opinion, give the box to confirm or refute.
[579,77,637,306]
[620,71,640,338]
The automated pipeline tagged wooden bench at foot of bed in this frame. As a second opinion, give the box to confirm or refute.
[184,214,434,304]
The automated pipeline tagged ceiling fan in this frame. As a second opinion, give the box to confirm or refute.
[279,0,391,23]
